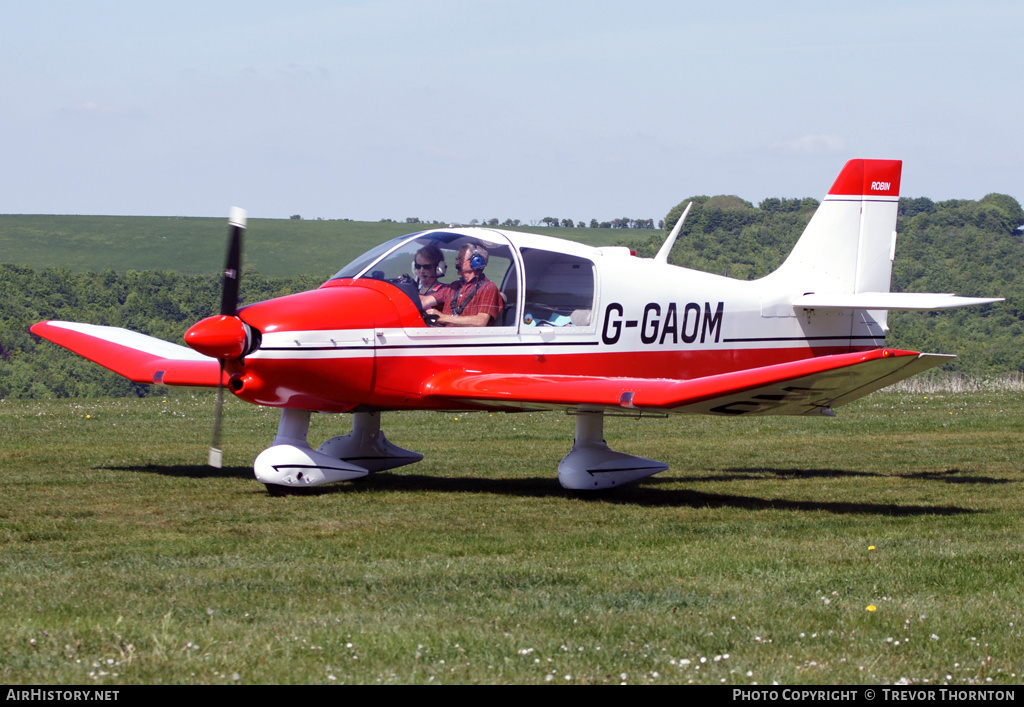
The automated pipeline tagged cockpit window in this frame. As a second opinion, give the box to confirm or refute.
[331,231,519,327]
[520,248,595,327]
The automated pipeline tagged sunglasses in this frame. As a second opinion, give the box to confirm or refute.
[414,262,437,270]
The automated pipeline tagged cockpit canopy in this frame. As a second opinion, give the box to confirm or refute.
[332,229,597,329]
[332,230,516,288]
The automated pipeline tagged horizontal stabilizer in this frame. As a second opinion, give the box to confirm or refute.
[421,349,951,416]
[31,320,223,387]
[793,292,1003,310]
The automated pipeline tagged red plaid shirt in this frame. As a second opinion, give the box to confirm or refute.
[435,275,502,324]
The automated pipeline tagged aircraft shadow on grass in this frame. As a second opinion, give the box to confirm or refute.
[903,468,1013,485]
[107,463,254,481]
[692,467,1012,486]
[107,463,980,517]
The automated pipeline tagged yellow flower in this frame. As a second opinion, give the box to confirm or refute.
[868,545,876,551]
[867,605,877,612]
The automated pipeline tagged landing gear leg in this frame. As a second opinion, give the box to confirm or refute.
[318,411,423,472]
[557,406,669,490]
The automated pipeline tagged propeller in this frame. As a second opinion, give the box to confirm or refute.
[221,208,245,317]
[211,207,246,467]
[184,207,247,468]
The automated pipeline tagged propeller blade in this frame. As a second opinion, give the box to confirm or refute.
[209,361,225,468]
[221,207,246,316]
[209,207,246,467]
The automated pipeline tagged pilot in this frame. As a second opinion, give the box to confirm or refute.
[421,243,503,327]
[413,244,449,297]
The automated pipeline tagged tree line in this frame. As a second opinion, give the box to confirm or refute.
[378,217,660,229]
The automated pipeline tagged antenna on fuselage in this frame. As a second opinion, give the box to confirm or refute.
[654,201,692,265]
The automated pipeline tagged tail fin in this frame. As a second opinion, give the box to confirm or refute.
[767,159,902,294]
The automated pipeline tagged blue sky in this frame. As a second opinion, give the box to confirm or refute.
[1,0,1021,223]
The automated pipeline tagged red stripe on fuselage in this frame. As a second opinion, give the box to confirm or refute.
[230,343,874,412]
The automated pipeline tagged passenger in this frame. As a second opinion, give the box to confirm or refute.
[421,244,503,326]
[413,244,449,297]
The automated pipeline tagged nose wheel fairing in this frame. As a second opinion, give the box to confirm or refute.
[255,409,423,490]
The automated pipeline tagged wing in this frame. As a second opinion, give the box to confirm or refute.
[31,320,223,387]
[420,348,949,416]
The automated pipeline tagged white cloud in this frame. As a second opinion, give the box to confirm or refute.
[74,100,123,116]
[777,134,847,155]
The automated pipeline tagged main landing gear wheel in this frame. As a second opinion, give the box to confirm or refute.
[264,483,293,497]
[557,406,669,490]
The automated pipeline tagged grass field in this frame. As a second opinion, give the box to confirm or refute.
[2,391,1023,685]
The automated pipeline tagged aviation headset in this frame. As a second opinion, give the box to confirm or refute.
[466,245,488,271]
[412,258,446,277]
[412,244,447,278]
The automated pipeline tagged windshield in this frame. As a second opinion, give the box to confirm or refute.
[332,233,420,280]
[331,230,517,293]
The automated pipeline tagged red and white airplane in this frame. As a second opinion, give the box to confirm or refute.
[32,159,1001,494]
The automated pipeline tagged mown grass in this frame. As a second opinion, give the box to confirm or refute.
[1,391,1022,684]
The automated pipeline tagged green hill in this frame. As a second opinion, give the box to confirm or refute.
[0,215,629,279]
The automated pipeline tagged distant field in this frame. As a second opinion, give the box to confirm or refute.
[2,391,1022,684]
[0,215,631,279]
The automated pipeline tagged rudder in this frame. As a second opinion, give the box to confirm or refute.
[767,159,902,295]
